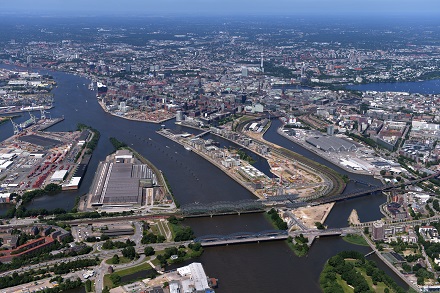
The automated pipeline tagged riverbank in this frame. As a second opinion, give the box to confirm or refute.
[157,129,264,199]
[97,100,174,124]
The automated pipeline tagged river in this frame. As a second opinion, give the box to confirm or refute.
[347,78,440,94]
[0,64,411,292]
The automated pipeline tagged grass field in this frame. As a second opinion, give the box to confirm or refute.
[343,234,369,246]
[104,259,152,288]
[336,274,354,292]
[105,256,132,265]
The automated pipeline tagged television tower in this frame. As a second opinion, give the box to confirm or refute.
[260,52,264,73]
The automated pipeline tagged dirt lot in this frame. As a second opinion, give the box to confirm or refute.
[291,202,335,229]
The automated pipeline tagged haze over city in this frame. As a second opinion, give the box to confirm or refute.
[2,0,440,16]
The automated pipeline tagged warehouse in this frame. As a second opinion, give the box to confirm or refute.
[91,150,158,207]
[50,170,68,182]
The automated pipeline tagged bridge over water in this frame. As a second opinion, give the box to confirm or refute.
[179,172,440,217]
[193,227,361,247]
[180,195,306,217]
[194,230,288,247]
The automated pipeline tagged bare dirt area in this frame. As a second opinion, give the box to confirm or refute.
[291,202,335,229]
[348,209,360,225]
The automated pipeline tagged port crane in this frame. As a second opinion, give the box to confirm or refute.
[10,118,22,135]
[19,112,36,129]
[40,108,50,120]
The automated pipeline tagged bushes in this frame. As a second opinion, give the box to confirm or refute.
[168,217,195,242]
[267,208,288,230]
[109,137,127,150]
[141,233,165,244]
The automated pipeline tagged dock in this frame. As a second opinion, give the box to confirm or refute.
[38,117,65,131]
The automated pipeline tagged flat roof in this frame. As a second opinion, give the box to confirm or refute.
[51,170,68,181]
[306,136,357,152]
[19,134,61,148]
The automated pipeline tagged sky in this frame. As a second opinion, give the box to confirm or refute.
[2,0,440,16]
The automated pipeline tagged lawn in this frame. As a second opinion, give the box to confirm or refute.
[343,234,369,246]
[357,268,390,293]
[104,260,152,288]
[116,261,152,277]
[105,256,132,265]
[336,274,354,293]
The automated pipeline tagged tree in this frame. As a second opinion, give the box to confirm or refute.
[122,246,136,260]
[111,254,120,264]
[315,222,325,230]
[85,279,92,292]
[144,246,155,256]
[102,240,114,250]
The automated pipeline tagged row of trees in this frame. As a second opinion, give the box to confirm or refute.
[102,239,135,250]
[267,208,288,230]
[76,124,100,152]
[0,270,51,289]
[0,258,97,289]
[52,258,98,275]
[141,232,165,244]
[109,137,127,149]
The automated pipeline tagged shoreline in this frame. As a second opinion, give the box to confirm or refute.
[157,129,265,200]
[97,100,175,124]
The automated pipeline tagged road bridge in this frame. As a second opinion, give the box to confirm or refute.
[194,130,211,138]
[180,197,308,217]
[194,230,288,247]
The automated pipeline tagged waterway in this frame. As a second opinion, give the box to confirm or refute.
[347,78,440,94]
[0,64,413,292]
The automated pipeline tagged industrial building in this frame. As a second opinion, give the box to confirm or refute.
[172,263,214,293]
[90,150,159,208]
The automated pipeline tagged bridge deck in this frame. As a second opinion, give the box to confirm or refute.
[199,234,288,247]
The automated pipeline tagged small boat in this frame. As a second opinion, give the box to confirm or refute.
[184,146,192,151]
